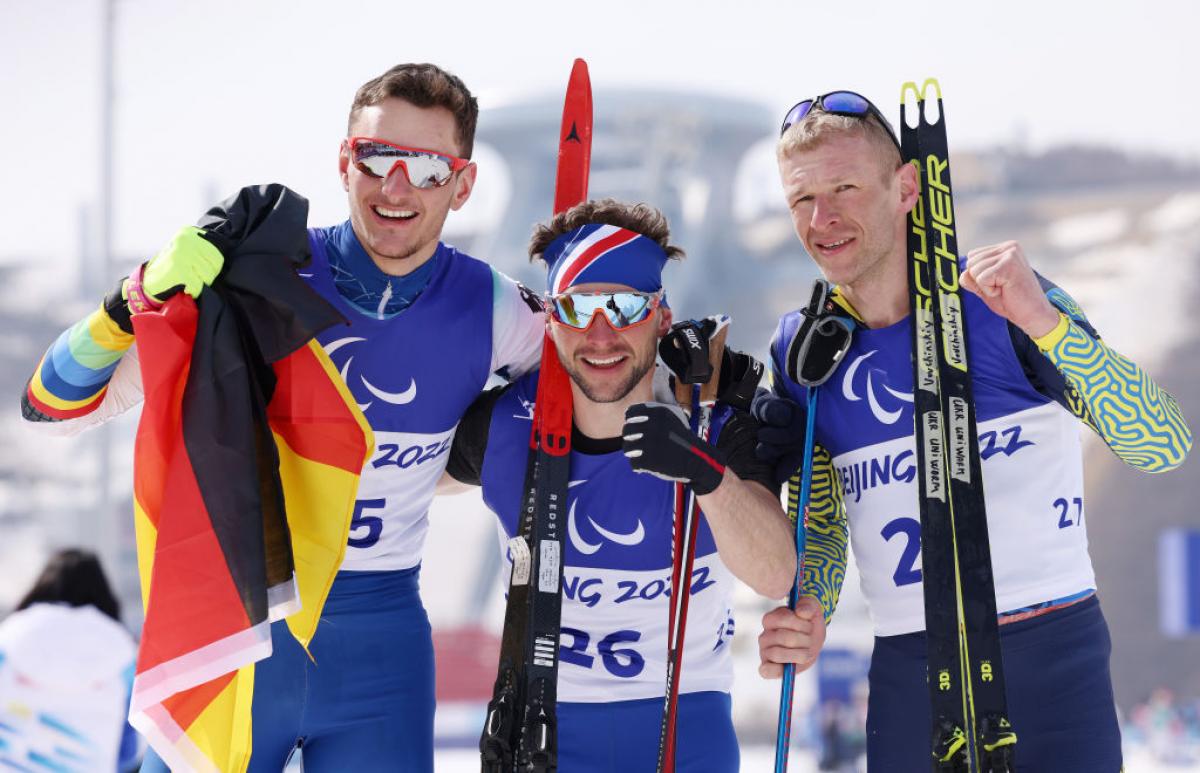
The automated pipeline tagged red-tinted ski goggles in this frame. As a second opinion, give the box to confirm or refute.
[548,290,663,332]
[780,90,901,154]
[347,136,469,189]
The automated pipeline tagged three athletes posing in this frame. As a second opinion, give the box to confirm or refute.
[21,65,1192,772]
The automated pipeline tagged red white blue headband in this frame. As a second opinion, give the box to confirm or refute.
[544,224,669,296]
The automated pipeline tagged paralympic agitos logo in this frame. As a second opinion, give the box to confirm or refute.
[841,350,913,425]
[566,480,646,555]
[324,337,417,413]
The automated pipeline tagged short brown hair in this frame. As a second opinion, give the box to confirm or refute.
[529,198,685,264]
[348,63,479,158]
[777,107,902,177]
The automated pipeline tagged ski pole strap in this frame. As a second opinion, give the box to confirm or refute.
[784,279,854,387]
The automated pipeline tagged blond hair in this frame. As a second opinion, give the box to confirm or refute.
[777,108,902,177]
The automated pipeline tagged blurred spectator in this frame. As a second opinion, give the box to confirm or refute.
[0,549,139,771]
[1127,687,1200,765]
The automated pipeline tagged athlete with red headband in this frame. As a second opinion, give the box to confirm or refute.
[22,64,545,771]
[441,198,797,771]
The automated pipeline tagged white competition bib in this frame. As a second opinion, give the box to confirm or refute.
[340,428,456,571]
[838,402,1096,636]
[501,547,736,703]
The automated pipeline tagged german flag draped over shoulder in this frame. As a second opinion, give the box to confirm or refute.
[128,185,372,772]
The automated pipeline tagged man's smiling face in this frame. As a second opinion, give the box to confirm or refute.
[339,97,475,275]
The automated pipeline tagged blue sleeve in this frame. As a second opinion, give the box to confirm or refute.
[117,662,142,772]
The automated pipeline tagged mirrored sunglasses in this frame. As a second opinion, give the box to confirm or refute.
[348,136,468,189]
[548,291,662,331]
[779,90,901,154]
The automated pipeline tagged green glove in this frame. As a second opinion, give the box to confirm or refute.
[141,225,225,300]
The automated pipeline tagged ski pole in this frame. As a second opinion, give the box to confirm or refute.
[773,385,819,773]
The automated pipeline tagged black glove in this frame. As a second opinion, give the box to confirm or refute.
[659,316,764,411]
[751,389,808,487]
[622,402,727,495]
[717,348,765,412]
[659,318,720,385]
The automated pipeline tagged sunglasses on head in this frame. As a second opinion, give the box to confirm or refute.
[348,136,469,189]
[779,90,902,154]
[548,291,663,332]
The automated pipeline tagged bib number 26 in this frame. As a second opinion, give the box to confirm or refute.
[559,628,645,678]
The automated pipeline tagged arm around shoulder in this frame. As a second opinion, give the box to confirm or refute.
[438,384,509,495]
[489,270,546,383]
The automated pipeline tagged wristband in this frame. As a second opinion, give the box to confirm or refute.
[126,262,165,314]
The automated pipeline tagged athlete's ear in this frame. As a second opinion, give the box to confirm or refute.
[897,161,919,214]
[657,305,674,336]
[449,162,477,211]
[338,139,352,192]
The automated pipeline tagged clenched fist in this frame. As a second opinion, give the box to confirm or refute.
[962,241,1060,339]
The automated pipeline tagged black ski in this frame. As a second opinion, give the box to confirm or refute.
[902,78,1017,773]
[480,58,591,773]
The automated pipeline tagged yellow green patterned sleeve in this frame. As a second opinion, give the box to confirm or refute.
[795,442,849,624]
[1036,294,1191,472]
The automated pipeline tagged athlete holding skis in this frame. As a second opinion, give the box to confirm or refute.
[753,91,1192,771]
[22,64,544,771]
[441,198,797,772]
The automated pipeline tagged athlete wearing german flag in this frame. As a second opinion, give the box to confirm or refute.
[21,64,543,772]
